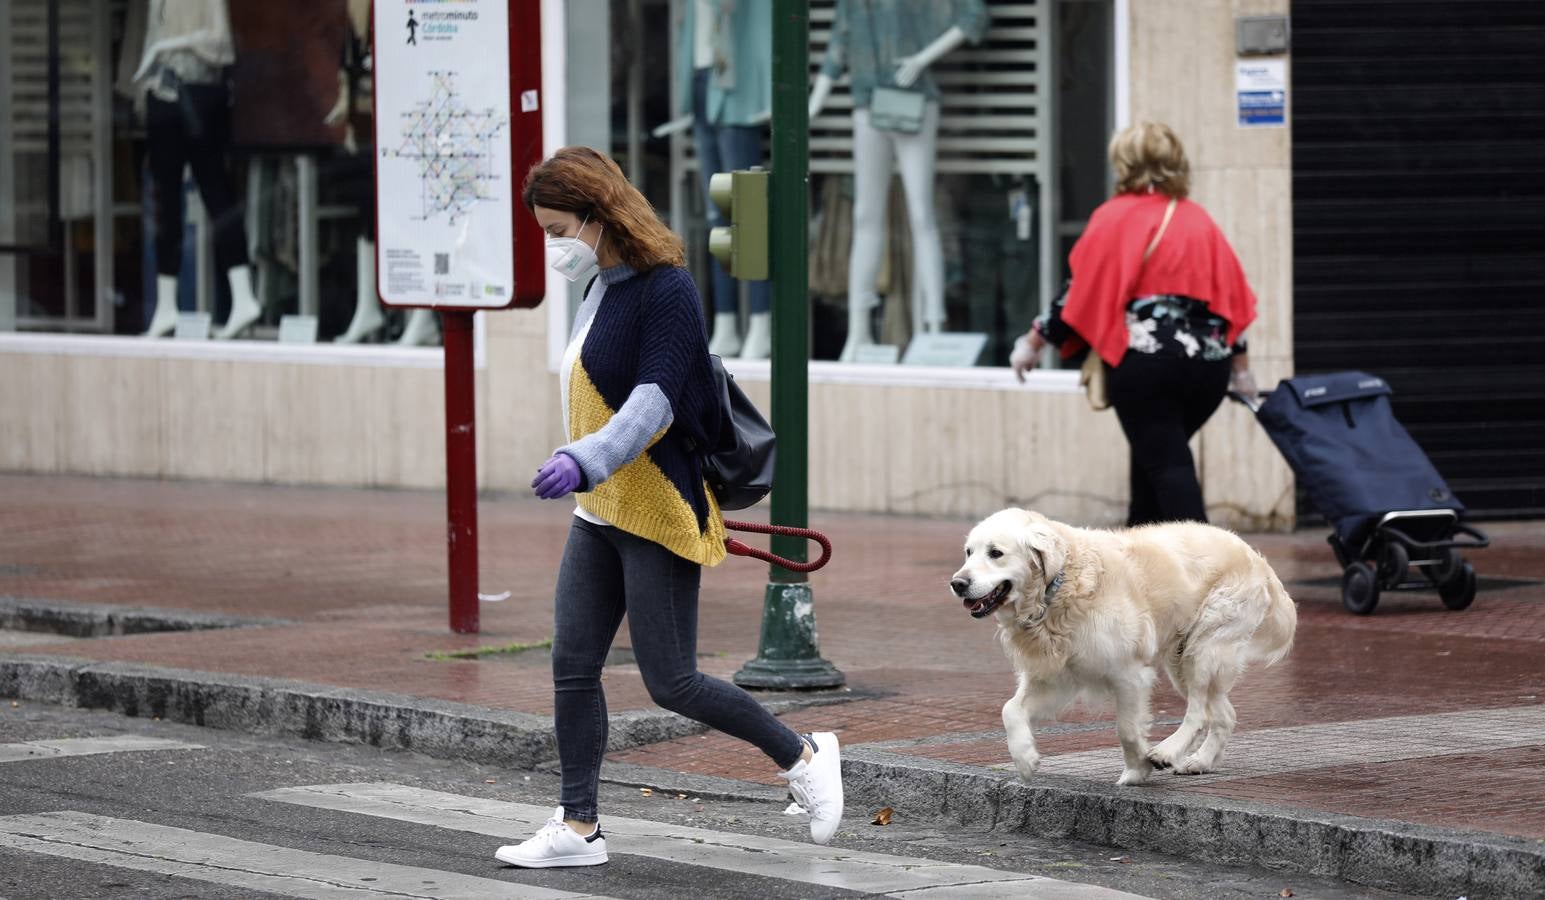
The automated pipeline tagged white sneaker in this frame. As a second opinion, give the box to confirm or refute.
[780,732,844,845]
[494,807,608,868]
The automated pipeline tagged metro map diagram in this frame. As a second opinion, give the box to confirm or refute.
[383,71,508,226]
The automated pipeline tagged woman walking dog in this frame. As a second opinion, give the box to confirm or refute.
[495,147,843,869]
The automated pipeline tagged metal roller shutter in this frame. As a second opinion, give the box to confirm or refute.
[1292,0,1545,518]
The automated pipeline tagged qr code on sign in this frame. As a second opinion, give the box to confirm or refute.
[434,253,449,275]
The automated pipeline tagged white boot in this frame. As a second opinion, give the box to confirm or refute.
[143,274,180,338]
[214,264,262,340]
[708,311,741,357]
[838,300,875,362]
[740,311,771,359]
[397,307,440,346]
[335,237,384,343]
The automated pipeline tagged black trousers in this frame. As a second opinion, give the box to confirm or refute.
[146,85,249,277]
[1106,351,1232,527]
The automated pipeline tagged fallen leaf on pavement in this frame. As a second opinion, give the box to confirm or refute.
[677,793,688,800]
[871,807,894,826]
[1280,890,1293,898]
[1109,856,1131,864]
[485,779,497,784]
[640,788,653,797]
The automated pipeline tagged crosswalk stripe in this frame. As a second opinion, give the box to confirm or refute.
[254,783,1151,899]
[0,811,615,900]
[0,735,204,764]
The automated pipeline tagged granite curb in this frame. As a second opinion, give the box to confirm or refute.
[842,747,1545,899]
[0,596,288,638]
[0,654,855,772]
[0,654,701,770]
[5,652,1542,896]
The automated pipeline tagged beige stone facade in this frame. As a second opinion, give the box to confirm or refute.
[0,0,1293,530]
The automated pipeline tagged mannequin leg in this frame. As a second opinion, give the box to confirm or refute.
[718,122,773,360]
[709,311,741,356]
[740,310,772,359]
[144,96,189,337]
[692,70,741,356]
[398,307,440,345]
[335,236,385,343]
[841,108,896,362]
[216,265,261,340]
[145,275,180,338]
[893,102,945,334]
[170,83,258,339]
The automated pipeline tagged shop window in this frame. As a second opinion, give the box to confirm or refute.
[0,0,443,349]
[631,0,1112,371]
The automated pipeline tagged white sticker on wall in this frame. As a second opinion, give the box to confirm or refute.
[1236,59,1286,127]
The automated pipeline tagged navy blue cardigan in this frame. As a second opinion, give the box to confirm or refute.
[560,265,726,564]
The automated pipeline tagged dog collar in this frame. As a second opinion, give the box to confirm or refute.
[1022,572,1065,628]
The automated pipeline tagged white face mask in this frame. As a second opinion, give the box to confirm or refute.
[546,216,602,283]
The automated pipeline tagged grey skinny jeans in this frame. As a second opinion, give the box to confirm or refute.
[552,517,806,823]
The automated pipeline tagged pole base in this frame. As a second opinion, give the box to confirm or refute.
[732,582,845,690]
[732,655,846,690]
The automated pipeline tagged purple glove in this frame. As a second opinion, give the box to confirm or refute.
[532,452,582,500]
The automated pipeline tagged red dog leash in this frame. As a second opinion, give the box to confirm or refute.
[723,520,833,573]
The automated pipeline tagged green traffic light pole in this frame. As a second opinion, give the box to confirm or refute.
[732,0,845,691]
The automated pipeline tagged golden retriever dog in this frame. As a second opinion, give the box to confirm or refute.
[950,508,1296,786]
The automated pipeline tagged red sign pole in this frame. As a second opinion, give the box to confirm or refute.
[373,0,544,633]
[443,310,480,633]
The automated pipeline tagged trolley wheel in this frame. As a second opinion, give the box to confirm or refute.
[1426,547,1462,585]
[1439,561,1478,611]
[1377,540,1409,586]
[1342,562,1380,615]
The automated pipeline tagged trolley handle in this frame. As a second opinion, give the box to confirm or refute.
[1227,389,1271,414]
[1380,522,1491,554]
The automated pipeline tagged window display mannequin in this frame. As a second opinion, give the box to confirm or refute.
[662,0,773,359]
[809,0,989,361]
[330,0,383,344]
[135,0,262,339]
[326,0,439,347]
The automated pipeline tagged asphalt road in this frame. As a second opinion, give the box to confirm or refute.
[0,703,1417,900]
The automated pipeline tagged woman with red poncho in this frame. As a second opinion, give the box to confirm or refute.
[1011,122,1260,526]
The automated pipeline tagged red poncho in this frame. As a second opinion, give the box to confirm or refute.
[1061,192,1257,367]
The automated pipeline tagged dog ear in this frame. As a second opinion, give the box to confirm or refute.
[1018,520,1066,580]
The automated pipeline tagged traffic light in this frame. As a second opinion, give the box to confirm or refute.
[707,168,769,281]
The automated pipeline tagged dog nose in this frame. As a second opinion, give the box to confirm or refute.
[950,578,970,597]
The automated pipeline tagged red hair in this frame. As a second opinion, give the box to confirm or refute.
[522,146,685,270]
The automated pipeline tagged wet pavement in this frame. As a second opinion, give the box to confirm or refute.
[2,473,1543,845]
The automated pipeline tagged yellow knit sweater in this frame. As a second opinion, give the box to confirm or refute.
[569,364,727,566]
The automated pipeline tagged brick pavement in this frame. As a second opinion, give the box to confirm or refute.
[3,474,1545,844]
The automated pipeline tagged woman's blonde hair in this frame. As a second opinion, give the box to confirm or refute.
[522,146,686,270]
[1109,122,1190,199]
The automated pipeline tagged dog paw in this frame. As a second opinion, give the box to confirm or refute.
[1012,752,1042,783]
[1145,748,1176,770]
[1116,763,1153,786]
[1172,756,1213,776]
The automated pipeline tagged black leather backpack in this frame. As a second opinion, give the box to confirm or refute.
[582,272,775,510]
[700,354,776,510]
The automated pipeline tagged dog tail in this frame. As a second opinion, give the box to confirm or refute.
[1253,563,1298,667]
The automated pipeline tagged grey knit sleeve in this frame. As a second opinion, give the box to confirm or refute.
[557,383,675,489]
